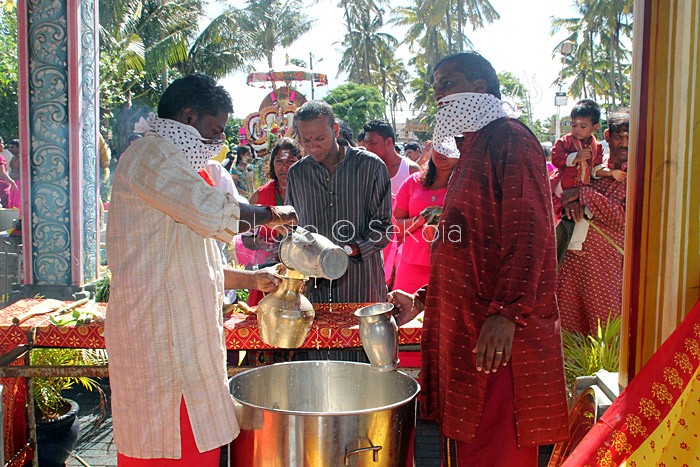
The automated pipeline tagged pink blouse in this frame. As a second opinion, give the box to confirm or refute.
[394,172,447,267]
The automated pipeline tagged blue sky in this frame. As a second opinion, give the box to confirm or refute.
[213,0,580,122]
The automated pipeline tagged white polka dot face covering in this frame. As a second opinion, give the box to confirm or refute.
[433,92,510,158]
[138,113,224,171]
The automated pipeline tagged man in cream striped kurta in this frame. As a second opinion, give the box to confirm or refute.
[106,74,296,462]
[106,134,242,459]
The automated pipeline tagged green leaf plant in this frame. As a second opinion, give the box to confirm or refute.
[561,314,621,396]
[30,348,108,419]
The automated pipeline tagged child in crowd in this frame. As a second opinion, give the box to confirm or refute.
[551,99,626,197]
[551,99,626,264]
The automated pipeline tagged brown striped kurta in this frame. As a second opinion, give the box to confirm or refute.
[420,118,569,448]
[285,143,392,303]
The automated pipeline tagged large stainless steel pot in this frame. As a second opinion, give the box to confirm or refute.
[229,361,420,467]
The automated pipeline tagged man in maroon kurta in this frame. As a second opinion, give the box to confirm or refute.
[557,110,629,334]
[389,52,568,465]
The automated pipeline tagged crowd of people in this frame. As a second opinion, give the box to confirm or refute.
[69,47,630,465]
[0,136,20,210]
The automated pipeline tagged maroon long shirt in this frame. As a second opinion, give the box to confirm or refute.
[556,175,626,334]
[420,118,569,448]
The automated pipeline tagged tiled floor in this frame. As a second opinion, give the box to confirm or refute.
[62,380,550,467]
[63,379,442,467]
[64,382,117,467]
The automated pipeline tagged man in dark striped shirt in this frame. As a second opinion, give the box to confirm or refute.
[286,101,392,304]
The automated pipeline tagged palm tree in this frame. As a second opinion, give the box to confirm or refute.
[174,8,251,78]
[380,56,410,128]
[551,0,633,106]
[235,0,314,68]
[99,0,204,102]
[321,0,386,83]
[588,0,633,106]
[99,0,253,152]
[452,0,500,52]
[393,0,498,59]
[393,0,499,117]
[337,8,398,86]
[393,1,448,70]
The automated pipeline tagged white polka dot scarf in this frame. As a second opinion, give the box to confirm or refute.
[136,113,224,172]
[433,92,514,158]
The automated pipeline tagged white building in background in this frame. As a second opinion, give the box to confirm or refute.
[395,118,431,143]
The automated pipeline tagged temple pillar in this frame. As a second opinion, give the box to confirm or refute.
[621,0,700,382]
[15,0,100,299]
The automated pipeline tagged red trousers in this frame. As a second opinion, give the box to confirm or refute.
[442,365,538,466]
[117,398,220,466]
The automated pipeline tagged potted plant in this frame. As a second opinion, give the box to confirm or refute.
[561,315,621,401]
[30,348,107,466]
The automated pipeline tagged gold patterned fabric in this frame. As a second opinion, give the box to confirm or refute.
[563,299,700,466]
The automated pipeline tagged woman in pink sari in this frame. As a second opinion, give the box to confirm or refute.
[392,151,458,293]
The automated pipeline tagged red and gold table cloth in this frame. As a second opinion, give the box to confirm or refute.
[0,299,421,463]
[0,299,421,350]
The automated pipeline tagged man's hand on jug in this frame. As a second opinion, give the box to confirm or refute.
[387,290,423,326]
[268,205,298,228]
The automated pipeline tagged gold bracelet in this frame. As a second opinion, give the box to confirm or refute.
[411,295,423,313]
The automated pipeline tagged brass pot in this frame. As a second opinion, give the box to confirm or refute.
[256,272,314,348]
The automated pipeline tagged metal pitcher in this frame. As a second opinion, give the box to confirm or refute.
[278,226,349,279]
[354,303,399,372]
[256,270,314,348]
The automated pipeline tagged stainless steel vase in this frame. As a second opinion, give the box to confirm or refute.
[256,272,314,348]
[354,303,399,372]
[278,226,349,279]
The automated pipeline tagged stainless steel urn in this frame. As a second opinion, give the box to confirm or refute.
[229,361,420,466]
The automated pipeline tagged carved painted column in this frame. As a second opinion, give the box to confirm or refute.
[16,0,99,297]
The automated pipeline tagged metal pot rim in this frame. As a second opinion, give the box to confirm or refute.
[229,361,420,416]
[353,302,394,318]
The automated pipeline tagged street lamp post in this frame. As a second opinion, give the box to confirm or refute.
[309,53,323,100]
[555,91,568,141]
[554,41,575,140]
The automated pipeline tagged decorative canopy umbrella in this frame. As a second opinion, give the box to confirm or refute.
[241,65,328,155]
[246,64,328,89]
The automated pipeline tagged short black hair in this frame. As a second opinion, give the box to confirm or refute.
[269,137,303,181]
[363,120,396,144]
[235,145,251,157]
[157,74,233,120]
[294,100,335,130]
[336,119,356,146]
[571,99,601,124]
[607,108,630,134]
[404,142,421,152]
[435,52,501,99]
[357,131,365,142]
[234,145,252,166]
[7,139,18,147]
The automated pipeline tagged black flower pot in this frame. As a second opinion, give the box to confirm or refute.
[35,399,80,467]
